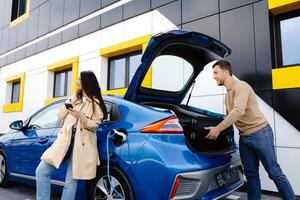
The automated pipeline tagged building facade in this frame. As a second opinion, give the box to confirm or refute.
[0,0,299,195]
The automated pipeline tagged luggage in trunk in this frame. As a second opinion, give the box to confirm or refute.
[143,102,234,154]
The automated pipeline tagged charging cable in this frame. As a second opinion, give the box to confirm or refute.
[106,129,127,199]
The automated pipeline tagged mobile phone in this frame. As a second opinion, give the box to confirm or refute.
[65,103,73,110]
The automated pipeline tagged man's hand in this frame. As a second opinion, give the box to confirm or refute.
[204,126,221,140]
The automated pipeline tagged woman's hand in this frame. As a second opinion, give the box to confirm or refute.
[68,108,83,119]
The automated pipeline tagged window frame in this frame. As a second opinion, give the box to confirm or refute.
[108,50,142,90]
[45,56,79,105]
[99,34,152,96]
[2,73,26,113]
[274,9,300,68]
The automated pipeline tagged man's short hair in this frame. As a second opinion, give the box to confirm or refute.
[212,60,232,76]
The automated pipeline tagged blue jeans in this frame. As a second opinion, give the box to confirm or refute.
[239,124,295,200]
[35,159,78,200]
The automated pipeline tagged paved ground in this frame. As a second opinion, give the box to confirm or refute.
[0,182,292,200]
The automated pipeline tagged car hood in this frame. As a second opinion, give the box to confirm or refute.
[124,30,231,105]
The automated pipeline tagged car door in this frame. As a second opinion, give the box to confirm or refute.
[10,102,63,176]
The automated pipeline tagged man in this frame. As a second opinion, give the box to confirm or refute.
[205,60,295,200]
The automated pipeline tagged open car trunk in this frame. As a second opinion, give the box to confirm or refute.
[124,30,233,155]
[143,102,234,154]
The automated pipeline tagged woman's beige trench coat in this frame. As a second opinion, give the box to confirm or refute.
[41,95,103,180]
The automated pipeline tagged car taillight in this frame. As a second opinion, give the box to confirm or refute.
[170,175,181,199]
[140,116,183,133]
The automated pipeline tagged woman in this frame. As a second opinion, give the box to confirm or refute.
[36,71,107,200]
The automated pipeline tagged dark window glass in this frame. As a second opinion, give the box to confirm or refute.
[53,69,72,97]
[108,51,142,90]
[275,10,300,67]
[11,81,20,103]
[11,0,27,21]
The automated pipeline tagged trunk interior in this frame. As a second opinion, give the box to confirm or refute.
[143,102,234,154]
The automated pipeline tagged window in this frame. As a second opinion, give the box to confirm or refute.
[11,0,27,21]
[108,51,142,90]
[275,9,300,67]
[28,102,63,129]
[142,55,193,92]
[11,81,21,103]
[3,73,26,113]
[100,34,152,96]
[53,69,72,97]
[45,56,78,105]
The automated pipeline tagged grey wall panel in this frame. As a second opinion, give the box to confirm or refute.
[0,0,5,29]
[25,44,37,57]
[64,0,80,25]
[151,0,176,9]
[8,27,17,50]
[3,0,12,30]
[254,1,272,90]
[62,25,78,43]
[38,1,50,36]
[30,0,40,11]
[182,0,219,24]
[1,28,9,54]
[256,90,272,107]
[183,14,219,40]
[102,0,119,8]
[7,53,15,64]
[36,39,49,52]
[15,49,26,61]
[101,6,122,28]
[80,0,102,17]
[220,0,260,12]
[27,8,39,41]
[39,0,49,5]
[0,31,2,53]
[50,0,64,31]
[17,20,28,46]
[49,32,62,48]
[79,16,101,37]
[220,5,257,88]
[274,88,300,132]
[0,56,7,67]
[155,0,181,27]
[123,0,150,20]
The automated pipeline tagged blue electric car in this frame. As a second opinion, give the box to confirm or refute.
[0,30,244,200]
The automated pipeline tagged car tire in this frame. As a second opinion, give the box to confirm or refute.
[0,149,9,187]
[89,165,135,200]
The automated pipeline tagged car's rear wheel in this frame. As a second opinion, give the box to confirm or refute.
[0,150,9,187]
[89,166,135,200]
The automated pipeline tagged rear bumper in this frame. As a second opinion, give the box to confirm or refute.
[170,160,244,200]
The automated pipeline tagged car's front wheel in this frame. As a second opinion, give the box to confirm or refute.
[89,165,135,200]
[0,150,9,187]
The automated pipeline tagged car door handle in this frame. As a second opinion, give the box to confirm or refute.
[37,137,49,144]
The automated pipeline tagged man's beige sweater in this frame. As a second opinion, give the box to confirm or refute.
[216,79,268,136]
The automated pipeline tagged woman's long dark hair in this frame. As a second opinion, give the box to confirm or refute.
[78,71,107,120]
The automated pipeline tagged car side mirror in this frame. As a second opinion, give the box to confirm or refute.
[9,120,24,131]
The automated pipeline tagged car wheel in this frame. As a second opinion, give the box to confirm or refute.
[89,166,135,200]
[0,150,9,187]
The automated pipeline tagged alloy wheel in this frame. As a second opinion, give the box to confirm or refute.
[94,175,125,200]
[0,154,5,182]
